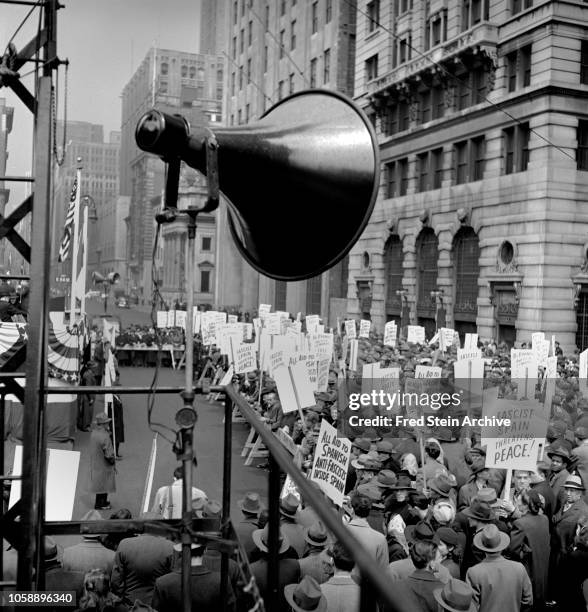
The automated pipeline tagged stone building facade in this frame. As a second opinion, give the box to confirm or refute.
[222,0,356,323]
[351,0,588,351]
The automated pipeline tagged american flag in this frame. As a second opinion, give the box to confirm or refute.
[57,178,78,262]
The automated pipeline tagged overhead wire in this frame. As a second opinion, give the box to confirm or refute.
[346,0,576,163]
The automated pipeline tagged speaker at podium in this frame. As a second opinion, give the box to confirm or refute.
[135,89,380,281]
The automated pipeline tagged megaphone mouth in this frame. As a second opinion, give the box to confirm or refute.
[136,112,162,149]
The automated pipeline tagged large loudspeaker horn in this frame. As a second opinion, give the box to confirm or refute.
[135,90,379,281]
[92,271,106,285]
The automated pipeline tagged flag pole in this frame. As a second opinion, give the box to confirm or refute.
[79,205,88,319]
[69,159,82,322]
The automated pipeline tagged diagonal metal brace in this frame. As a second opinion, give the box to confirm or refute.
[0,195,32,262]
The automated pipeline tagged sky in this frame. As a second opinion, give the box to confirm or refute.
[1,0,202,204]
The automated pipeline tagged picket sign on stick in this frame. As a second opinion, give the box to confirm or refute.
[141,433,158,514]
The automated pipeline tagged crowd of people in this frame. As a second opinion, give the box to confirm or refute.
[31,312,588,611]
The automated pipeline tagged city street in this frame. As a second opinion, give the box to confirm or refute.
[59,366,266,541]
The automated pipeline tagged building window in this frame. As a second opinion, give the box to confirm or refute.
[281,0,286,16]
[521,45,532,86]
[365,54,378,82]
[432,86,445,120]
[577,119,588,170]
[399,100,410,131]
[275,280,287,310]
[312,2,318,33]
[310,58,318,87]
[512,0,533,16]
[462,0,489,30]
[382,104,398,136]
[160,62,168,75]
[245,103,250,122]
[417,152,429,192]
[455,141,468,185]
[181,65,188,78]
[232,36,237,60]
[367,0,380,33]
[432,148,444,188]
[419,90,431,124]
[248,20,253,47]
[398,157,409,195]
[503,123,530,174]
[239,66,243,89]
[399,37,411,64]
[240,29,245,54]
[416,228,439,334]
[472,136,486,181]
[202,236,212,251]
[384,235,404,321]
[247,58,252,82]
[581,41,588,84]
[506,51,517,92]
[278,80,284,100]
[384,161,396,198]
[265,4,270,28]
[263,45,268,72]
[200,270,211,293]
[399,0,413,14]
[290,19,296,50]
[326,0,333,23]
[231,72,235,95]
[289,72,295,94]
[426,11,447,50]
[233,1,238,24]
[506,45,532,92]
[279,30,285,58]
[453,227,480,327]
[323,49,331,83]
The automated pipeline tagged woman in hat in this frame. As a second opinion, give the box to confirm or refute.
[506,489,550,611]
[434,528,461,579]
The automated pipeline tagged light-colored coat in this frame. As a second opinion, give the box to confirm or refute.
[346,517,389,579]
[321,574,360,612]
[466,555,533,612]
[89,427,115,493]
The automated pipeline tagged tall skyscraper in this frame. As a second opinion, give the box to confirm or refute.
[221,0,357,321]
[119,48,223,301]
[200,0,227,55]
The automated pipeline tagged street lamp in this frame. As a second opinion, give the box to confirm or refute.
[92,271,120,314]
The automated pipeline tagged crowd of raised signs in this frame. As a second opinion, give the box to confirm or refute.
[214,308,588,612]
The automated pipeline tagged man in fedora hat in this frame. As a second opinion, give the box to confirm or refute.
[433,578,477,612]
[466,524,532,612]
[250,526,300,610]
[44,536,85,601]
[62,509,115,575]
[547,445,571,510]
[235,491,264,560]
[299,522,333,585]
[320,541,360,612]
[89,412,116,510]
[552,474,588,567]
[284,575,326,612]
[459,499,501,577]
[457,464,491,512]
[280,493,306,558]
[437,427,470,488]
[152,536,236,612]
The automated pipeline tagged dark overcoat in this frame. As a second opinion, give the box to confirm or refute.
[89,427,116,493]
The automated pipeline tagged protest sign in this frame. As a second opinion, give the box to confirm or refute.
[166,309,176,328]
[156,311,168,329]
[543,355,557,415]
[454,358,484,410]
[362,363,378,395]
[175,310,187,330]
[359,320,371,338]
[245,323,253,340]
[258,304,271,320]
[407,325,426,344]
[276,310,290,321]
[457,348,482,361]
[316,357,331,392]
[531,332,545,349]
[281,473,301,500]
[313,332,334,360]
[464,333,478,351]
[349,339,358,371]
[439,328,456,351]
[378,367,401,414]
[193,308,201,334]
[306,314,320,335]
[384,321,397,347]
[310,421,351,507]
[234,343,257,374]
[482,398,548,471]
[415,366,442,379]
[274,362,316,415]
[318,324,325,333]
[580,349,588,396]
[510,349,538,400]
[344,319,356,339]
[266,312,281,335]
[305,352,318,391]
[228,314,238,323]
[269,348,285,376]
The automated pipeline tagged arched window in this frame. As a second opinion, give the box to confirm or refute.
[453,227,480,337]
[384,235,403,323]
[416,228,438,334]
[275,281,287,311]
